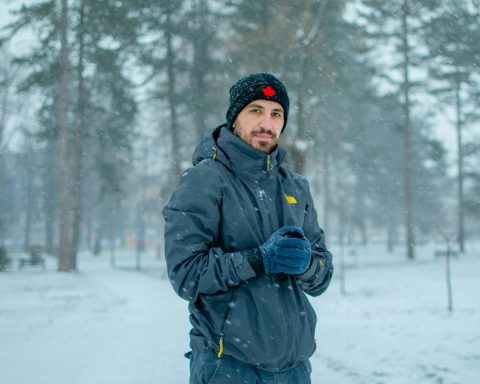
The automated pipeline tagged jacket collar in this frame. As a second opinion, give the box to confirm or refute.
[193,124,287,180]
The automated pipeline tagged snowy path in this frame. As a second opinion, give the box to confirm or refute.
[0,256,190,383]
[1,243,479,384]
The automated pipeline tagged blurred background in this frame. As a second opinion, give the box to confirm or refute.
[0,0,479,271]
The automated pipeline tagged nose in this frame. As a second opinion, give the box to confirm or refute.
[259,114,274,131]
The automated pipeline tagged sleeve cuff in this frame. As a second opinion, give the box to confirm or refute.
[239,248,265,278]
[297,257,324,280]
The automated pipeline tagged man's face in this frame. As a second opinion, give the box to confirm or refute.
[232,99,284,154]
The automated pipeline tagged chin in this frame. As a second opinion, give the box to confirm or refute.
[254,144,273,154]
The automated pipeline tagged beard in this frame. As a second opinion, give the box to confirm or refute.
[232,123,280,154]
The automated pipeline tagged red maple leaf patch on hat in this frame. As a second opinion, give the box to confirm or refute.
[262,85,276,97]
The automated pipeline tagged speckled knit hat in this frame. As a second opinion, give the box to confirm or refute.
[226,72,290,132]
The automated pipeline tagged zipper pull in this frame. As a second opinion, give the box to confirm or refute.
[266,154,271,172]
[217,336,224,358]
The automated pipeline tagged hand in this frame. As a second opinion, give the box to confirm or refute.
[259,226,312,275]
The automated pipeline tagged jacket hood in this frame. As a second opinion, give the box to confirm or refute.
[192,125,224,166]
[192,124,287,179]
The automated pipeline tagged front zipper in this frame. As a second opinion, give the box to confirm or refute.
[266,154,271,172]
[217,337,224,358]
[218,287,239,358]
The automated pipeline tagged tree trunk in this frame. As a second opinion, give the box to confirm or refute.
[0,73,8,149]
[291,55,310,175]
[23,141,34,250]
[135,199,145,270]
[0,65,11,244]
[0,153,4,244]
[401,0,415,260]
[86,210,92,250]
[0,59,11,148]
[290,0,329,175]
[455,71,465,253]
[192,0,208,140]
[165,4,181,181]
[57,0,72,271]
[109,201,117,268]
[387,221,395,253]
[43,142,57,255]
[337,189,346,296]
[323,150,330,236]
[353,177,367,246]
[70,0,87,266]
[386,186,397,253]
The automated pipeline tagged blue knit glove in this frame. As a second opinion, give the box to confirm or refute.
[259,226,312,275]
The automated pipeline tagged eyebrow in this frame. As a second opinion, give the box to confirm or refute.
[247,103,284,114]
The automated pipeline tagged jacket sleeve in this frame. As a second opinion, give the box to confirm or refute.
[162,161,257,302]
[296,178,334,297]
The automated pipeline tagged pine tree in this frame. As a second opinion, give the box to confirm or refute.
[3,0,138,270]
[57,0,71,271]
[0,47,16,245]
[358,0,439,259]
[132,0,187,185]
[424,0,480,252]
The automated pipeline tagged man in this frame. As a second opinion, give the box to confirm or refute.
[163,73,333,383]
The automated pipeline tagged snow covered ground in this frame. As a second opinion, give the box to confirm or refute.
[1,241,479,384]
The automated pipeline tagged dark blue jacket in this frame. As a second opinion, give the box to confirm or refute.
[162,125,333,371]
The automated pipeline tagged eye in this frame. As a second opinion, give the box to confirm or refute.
[272,112,282,118]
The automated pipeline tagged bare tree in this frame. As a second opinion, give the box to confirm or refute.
[165,2,181,180]
[57,0,73,271]
[69,0,87,266]
[400,0,415,259]
[0,49,14,244]
[424,1,480,253]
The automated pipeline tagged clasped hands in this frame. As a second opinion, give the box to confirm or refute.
[259,226,312,275]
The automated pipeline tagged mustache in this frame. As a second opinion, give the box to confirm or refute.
[251,128,277,139]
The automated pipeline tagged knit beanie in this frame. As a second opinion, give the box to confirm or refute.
[226,73,290,132]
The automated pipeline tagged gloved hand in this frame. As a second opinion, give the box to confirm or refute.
[259,226,312,275]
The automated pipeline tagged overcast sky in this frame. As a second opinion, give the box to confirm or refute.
[1,0,15,28]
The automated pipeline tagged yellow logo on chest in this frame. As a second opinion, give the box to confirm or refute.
[285,195,297,204]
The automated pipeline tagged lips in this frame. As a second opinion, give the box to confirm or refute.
[254,133,273,139]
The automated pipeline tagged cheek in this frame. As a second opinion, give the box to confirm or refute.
[235,125,252,140]
[239,121,257,136]
[274,122,284,136]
